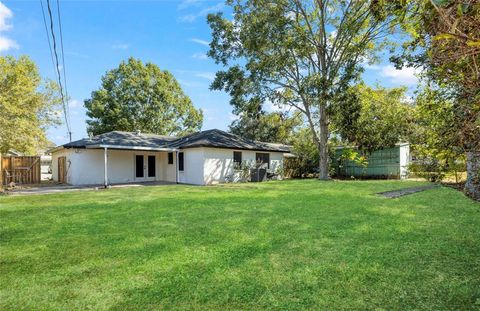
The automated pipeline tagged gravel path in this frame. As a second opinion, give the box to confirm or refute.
[377,184,439,198]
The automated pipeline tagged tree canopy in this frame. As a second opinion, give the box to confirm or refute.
[229,111,302,144]
[0,55,61,154]
[331,84,415,154]
[85,57,203,136]
[392,0,479,199]
[207,0,411,179]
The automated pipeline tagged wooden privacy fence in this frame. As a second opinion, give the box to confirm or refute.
[1,156,41,185]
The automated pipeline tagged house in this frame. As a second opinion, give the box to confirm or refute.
[50,129,291,186]
[331,143,410,179]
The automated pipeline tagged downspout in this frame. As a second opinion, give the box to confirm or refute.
[175,151,179,184]
[104,147,108,188]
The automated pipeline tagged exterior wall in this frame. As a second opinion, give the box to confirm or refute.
[202,147,285,185]
[177,148,205,185]
[399,144,410,179]
[158,152,177,182]
[51,148,176,185]
[51,148,73,183]
[51,147,285,186]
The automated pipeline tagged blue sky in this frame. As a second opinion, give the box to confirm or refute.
[0,1,419,146]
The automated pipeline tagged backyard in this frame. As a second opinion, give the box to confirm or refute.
[1,180,479,310]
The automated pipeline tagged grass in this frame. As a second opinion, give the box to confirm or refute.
[1,180,479,310]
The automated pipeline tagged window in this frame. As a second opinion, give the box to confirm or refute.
[168,152,174,164]
[255,153,270,169]
[233,151,242,169]
[178,152,184,171]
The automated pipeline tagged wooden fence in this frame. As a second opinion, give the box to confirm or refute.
[1,156,41,185]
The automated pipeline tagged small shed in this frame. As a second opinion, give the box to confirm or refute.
[332,143,410,179]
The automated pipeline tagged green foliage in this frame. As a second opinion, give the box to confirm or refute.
[285,127,319,178]
[207,0,410,178]
[84,57,203,136]
[1,181,479,309]
[229,111,302,144]
[409,87,466,182]
[331,84,415,153]
[0,55,61,154]
[338,148,369,177]
[409,153,466,182]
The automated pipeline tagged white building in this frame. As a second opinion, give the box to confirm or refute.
[50,129,290,186]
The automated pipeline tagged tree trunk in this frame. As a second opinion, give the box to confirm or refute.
[318,105,330,180]
[465,150,480,200]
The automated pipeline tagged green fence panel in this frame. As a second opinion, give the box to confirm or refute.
[332,147,401,178]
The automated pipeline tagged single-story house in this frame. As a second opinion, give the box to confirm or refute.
[50,129,291,186]
[331,143,410,179]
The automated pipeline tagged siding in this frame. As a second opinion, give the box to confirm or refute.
[203,147,284,185]
[51,148,176,185]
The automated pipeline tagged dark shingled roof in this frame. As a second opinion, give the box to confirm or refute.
[61,129,291,153]
[62,131,177,149]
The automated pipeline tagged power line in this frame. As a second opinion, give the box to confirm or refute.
[56,0,71,134]
[39,0,56,82]
[44,0,72,142]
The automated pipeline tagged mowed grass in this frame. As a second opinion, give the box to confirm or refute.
[1,180,479,310]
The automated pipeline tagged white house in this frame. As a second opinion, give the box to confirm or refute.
[50,129,291,186]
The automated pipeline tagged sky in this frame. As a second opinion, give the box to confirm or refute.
[0,0,420,146]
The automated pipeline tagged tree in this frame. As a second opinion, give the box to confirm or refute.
[0,55,61,155]
[229,111,302,144]
[207,0,409,179]
[85,58,203,136]
[331,84,415,154]
[392,0,479,199]
[408,87,466,182]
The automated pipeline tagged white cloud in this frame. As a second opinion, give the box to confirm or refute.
[0,2,17,52]
[192,52,207,60]
[179,3,224,23]
[195,72,215,80]
[379,65,419,86]
[111,43,129,50]
[190,38,209,46]
[0,2,13,31]
[69,99,81,109]
[0,36,18,51]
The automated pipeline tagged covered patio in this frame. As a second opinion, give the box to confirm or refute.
[50,131,181,187]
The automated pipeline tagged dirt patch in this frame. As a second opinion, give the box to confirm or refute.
[377,184,439,198]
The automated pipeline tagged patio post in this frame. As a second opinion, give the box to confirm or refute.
[104,147,108,188]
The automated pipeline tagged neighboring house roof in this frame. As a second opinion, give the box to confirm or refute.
[55,129,291,153]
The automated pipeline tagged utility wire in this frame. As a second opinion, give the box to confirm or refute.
[39,0,56,81]
[45,0,72,141]
[56,0,71,135]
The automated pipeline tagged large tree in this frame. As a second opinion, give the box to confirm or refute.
[207,0,409,179]
[392,0,479,199]
[331,84,415,154]
[229,111,302,144]
[85,57,203,136]
[0,55,61,155]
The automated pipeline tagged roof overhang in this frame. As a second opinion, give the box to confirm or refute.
[85,144,178,152]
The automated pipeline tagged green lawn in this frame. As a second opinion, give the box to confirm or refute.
[1,180,479,310]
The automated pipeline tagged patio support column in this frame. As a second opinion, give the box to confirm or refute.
[104,147,108,188]
[175,151,179,184]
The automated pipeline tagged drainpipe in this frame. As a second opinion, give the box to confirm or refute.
[175,151,179,184]
[104,147,108,188]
